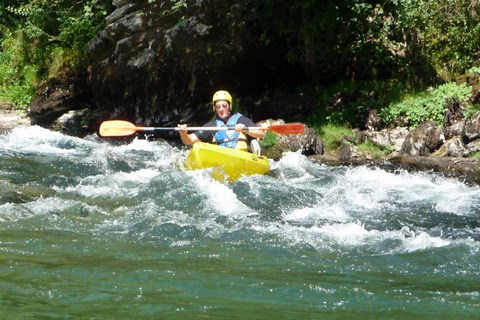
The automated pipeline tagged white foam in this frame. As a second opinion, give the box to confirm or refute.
[285,203,349,224]
[317,222,372,246]
[99,138,178,170]
[113,137,161,152]
[401,230,451,252]
[273,151,312,179]
[336,166,480,217]
[264,220,456,254]
[188,170,251,217]
[277,150,309,166]
[0,202,33,222]
[3,126,480,256]
[3,125,93,155]
[60,168,160,198]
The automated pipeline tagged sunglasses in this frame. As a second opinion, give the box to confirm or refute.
[215,103,229,110]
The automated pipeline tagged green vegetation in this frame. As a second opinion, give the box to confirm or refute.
[381,82,473,127]
[0,34,36,107]
[252,0,480,141]
[357,140,393,159]
[306,79,405,127]
[0,0,112,108]
[251,0,479,85]
[259,131,284,159]
[317,124,354,151]
[259,131,277,148]
[316,124,394,158]
[469,151,480,159]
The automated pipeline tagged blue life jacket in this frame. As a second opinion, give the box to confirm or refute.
[214,113,248,150]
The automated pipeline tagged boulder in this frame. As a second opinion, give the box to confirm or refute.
[463,113,480,141]
[336,142,352,161]
[355,108,383,131]
[465,139,480,156]
[443,97,464,128]
[363,127,409,152]
[388,155,480,184]
[400,120,444,156]
[276,126,323,156]
[443,121,465,140]
[259,119,323,159]
[28,70,91,127]
[432,136,465,157]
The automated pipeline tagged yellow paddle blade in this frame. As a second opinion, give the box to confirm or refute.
[99,120,141,137]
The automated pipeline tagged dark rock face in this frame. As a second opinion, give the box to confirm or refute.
[472,84,480,104]
[27,0,307,137]
[28,71,91,127]
[87,0,306,129]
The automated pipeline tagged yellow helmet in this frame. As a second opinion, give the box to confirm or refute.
[212,90,233,111]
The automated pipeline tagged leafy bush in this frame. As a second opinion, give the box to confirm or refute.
[381,82,472,127]
[394,0,480,80]
[259,131,277,148]
[0,33,37,107]
[0,0,112,108]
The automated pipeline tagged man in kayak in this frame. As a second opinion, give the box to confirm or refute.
[178,90,265,153]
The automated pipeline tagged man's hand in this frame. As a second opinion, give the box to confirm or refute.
[234,123,246,132]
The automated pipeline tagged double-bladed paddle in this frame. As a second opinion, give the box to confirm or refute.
[99,120,305,137]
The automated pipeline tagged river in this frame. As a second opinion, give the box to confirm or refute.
[1,126,479,319]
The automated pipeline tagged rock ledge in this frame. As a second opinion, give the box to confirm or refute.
[0,107,30,133]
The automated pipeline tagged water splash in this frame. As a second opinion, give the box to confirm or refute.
[1,127,480,318]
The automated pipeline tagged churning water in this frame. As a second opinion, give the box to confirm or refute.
[1,126,479,319]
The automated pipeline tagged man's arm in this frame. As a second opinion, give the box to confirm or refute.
[235,117,265,139]
[178,124,201,145]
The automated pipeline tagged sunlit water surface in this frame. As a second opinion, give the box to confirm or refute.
[1,126,479,319]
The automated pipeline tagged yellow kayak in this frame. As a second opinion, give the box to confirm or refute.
[185,142,270,181]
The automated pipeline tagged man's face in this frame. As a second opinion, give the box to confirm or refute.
[214,100,230,120]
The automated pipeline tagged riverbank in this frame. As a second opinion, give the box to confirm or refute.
[310,153,480,185]
[0,106,30,133]
[2,107,480,185]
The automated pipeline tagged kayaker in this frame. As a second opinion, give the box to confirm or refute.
[178,90,265,153]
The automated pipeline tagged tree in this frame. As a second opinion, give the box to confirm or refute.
[0,0,113,107]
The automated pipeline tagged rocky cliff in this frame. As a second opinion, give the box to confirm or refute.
[86,0,306,129]
[29,0,310,136]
